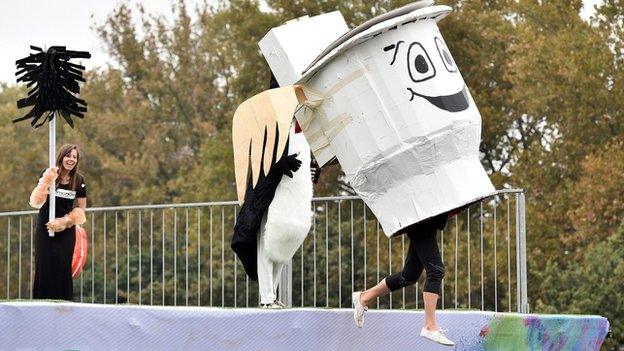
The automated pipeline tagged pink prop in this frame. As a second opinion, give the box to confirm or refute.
[72,225,88,279]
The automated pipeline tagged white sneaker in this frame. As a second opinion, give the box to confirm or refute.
[273,300,286,308]
[260,301,286,310]
[260,301,284,309]
[352,291,367,328]
[420,327,455,346]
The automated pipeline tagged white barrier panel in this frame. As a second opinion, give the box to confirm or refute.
[0,302,609,350]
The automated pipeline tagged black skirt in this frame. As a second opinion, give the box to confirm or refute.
[32,224,75,301]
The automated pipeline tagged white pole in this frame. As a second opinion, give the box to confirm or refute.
[48,113,56,237]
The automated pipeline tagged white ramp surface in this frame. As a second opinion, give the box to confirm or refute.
[0,302,609,350]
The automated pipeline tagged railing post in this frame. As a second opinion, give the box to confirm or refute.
[279,260,293,307]
[515,191,529,313]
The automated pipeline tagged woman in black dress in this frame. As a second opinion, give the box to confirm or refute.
[29,144,87,301]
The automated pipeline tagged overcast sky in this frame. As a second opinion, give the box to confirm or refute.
[0,0,204,85]
[0,0,605,85]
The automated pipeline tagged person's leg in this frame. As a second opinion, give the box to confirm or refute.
[411,227,445,331]
[360,240,424,306]
[353,232,423,327]
[257,217,276,305]
[272,262,284,293]
[359,278,391,306]
[411,226,453,346]
[272,261,285,306]
[353,216,452,344]
[257,248,275,304]
[423,292,440,329]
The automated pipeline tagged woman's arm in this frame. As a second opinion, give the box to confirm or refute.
[76,197,87,210]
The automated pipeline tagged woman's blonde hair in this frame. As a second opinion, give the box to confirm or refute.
[55,144,81,190]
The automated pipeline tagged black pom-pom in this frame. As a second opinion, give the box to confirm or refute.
[13,46,91,128]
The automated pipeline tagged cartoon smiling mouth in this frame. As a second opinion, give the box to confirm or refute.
[407,85,470,112]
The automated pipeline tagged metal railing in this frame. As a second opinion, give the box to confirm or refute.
[0,189,528,312]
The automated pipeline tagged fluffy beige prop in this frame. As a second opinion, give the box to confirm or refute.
[46,207,86,232]
[29,167,58,209]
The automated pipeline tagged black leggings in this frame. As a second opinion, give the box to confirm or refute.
[385,213,447,295]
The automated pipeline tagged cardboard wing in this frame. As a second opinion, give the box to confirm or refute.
[260,2,496,236]
[232,86,299,204]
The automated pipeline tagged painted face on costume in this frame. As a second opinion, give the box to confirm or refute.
[62,149,78,172]
[383,35,469,112]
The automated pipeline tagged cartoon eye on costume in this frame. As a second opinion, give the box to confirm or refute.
[407,42,436,82]
[435,37,457,73]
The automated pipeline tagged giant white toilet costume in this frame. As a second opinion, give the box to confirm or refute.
[259,0,494,236]
[232,0,494,306]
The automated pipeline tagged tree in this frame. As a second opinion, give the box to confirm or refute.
[567,140,624,249]
[0,84,48,212]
